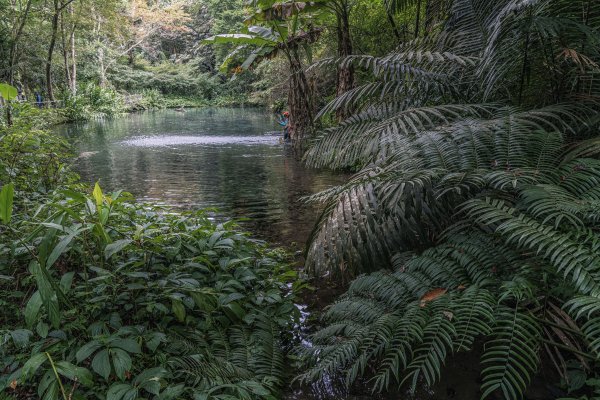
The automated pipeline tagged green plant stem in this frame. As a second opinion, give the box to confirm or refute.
[539,339,595,360]
[46,352,68,400]
[531,315,584,337]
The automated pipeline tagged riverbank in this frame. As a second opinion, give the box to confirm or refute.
[0,107,304,399]
[4,86,258,130]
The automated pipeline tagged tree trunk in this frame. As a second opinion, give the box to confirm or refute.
[61,11,72,92]
[336,6,354,121]
[3,97,12,126]
[414,0,422,39]
[286,46,314,148]
[70,16,77,95]
[386,9,402,42]
[8,0,33,85]
[46,0,61,104]
[98,47,107,87]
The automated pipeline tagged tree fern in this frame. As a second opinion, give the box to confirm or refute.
[301,0,600,397]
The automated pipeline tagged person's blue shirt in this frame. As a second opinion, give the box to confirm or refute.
[277,115,288,127]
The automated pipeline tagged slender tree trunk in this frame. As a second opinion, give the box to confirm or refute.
[336,5,354,121]
[3,97,12,126]
[8,0,33,85]
[386,10,402,42]
[414,0,422,39]
[286,45,314,148]
[70,14,77,95]
[61,11,72,92]
[63,4,77,95]
[98,47,107,87]
[518,13,531,105]
[46,0,61,104]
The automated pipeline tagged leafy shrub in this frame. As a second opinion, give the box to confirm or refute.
[0,118,76,194]
[0,182,300,399]
[62,83,126,121]
[139,89,164,109]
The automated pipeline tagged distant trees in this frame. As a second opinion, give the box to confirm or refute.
[46,0,78,103]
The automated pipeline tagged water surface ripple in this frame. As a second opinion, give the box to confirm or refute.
[57,107,343,248]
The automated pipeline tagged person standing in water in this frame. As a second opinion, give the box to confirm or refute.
[277,111,290,141]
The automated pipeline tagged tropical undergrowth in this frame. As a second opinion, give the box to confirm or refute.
[300,0,600,399]
[0,111,300,399]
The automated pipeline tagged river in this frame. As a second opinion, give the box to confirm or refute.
[57,107,342,251]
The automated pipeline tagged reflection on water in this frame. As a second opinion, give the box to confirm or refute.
[57,107,343,248]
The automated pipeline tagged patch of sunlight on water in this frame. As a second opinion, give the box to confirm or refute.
[121,134,280,147]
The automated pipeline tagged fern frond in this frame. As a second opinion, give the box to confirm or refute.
[480,306,541,400]
[402,297,456,389]
[464,197,600,295]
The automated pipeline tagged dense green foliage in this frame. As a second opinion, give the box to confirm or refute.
[0,0,260,120]
[0,114,300,399]
[3,0,600,398]
[300,0,600,398]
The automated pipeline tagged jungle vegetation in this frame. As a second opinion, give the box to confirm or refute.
[299,1,600,399]
[1,0,600,399]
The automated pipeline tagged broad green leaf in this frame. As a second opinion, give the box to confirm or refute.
[133,367,167,384]
[94,222,111,244]
[37,370,57,400]
[93,182,103,207]
[36,321,49,338]
[21,352,47,382]
[29,261,68,327]
[39,222,72,233]
[46,232,77,268]
[144,332,166,352]
[104,239,132,260]
[55,361,93,386]
[0,182,14,224]
[47,296,61,329]
[156,384,185,400]
[139,378,161,395]
[25,291,43,328]
[0,83,17,101]
[92,349,111,380]
[223,303,246,321]
[111,338,141,354]
[241,48,263,70]
[135,367,167,395]
[111,348,132,380]
[171,299,186,322]
[107,383,137,400]
[100,206,110,224]
[10,329,32,348]
[248,25,279,41]
[76,340,103,363]
[60,272,75,293]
